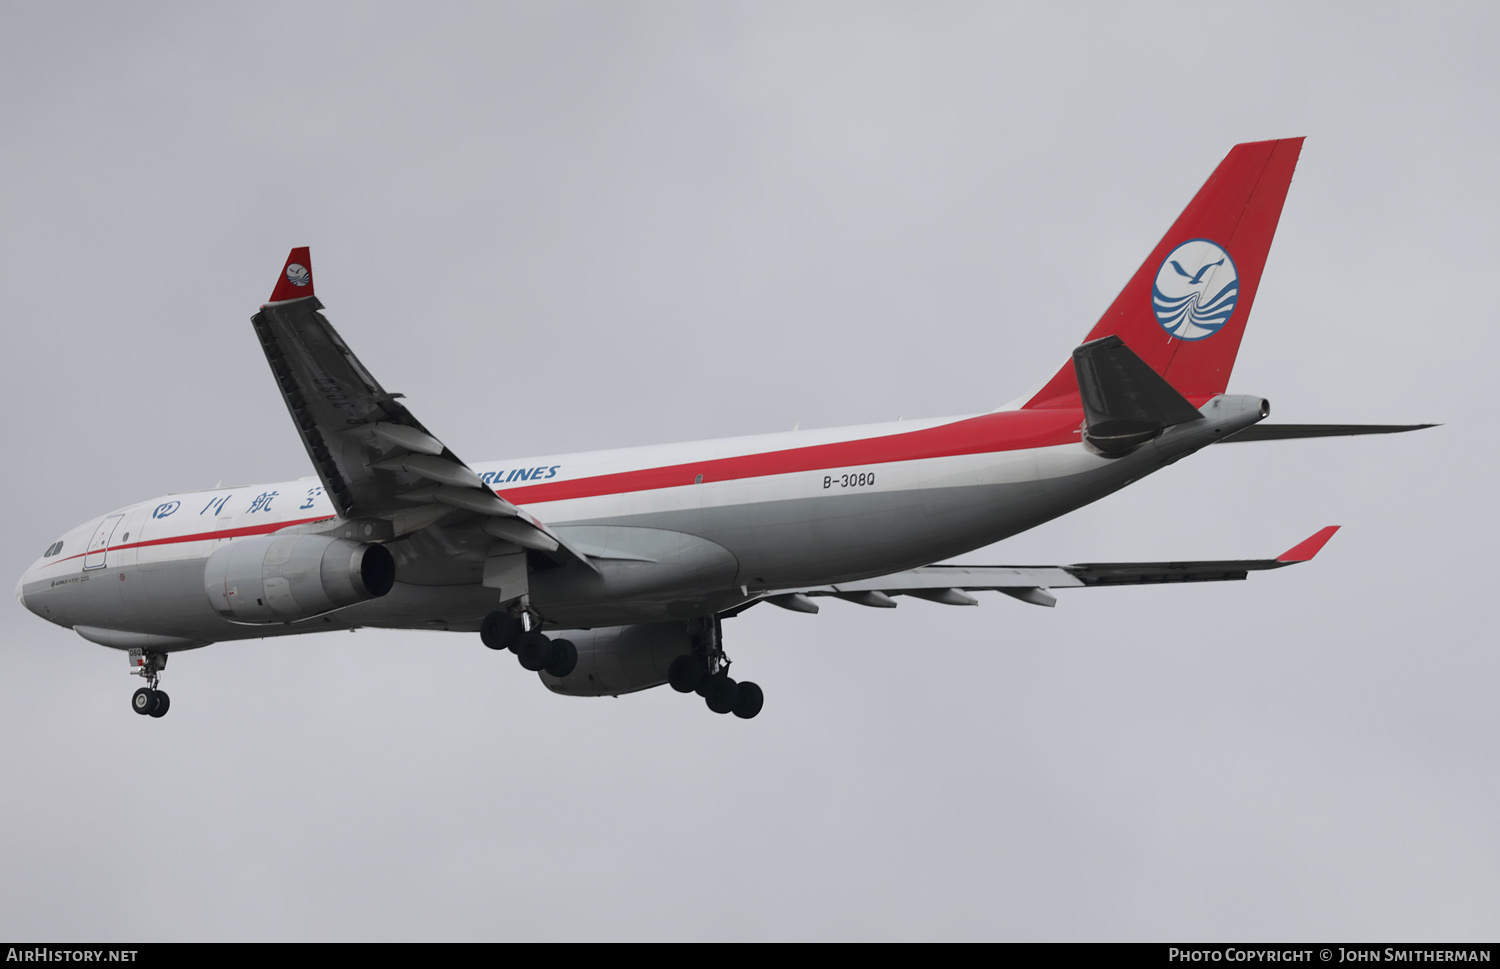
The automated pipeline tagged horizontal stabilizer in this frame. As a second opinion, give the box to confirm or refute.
[1221,423,1438,442]
[1073,335,1204,454]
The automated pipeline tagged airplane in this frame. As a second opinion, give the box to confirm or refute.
[15,137,1433,720]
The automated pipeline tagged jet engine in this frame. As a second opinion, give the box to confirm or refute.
[203,534,395,624]
[539,622,692,697]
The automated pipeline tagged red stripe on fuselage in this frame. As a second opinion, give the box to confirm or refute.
[495,408,1083,505]
[43,516,334,569]
[42,408,1088,569]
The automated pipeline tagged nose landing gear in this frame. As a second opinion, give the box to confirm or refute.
[127,649,170,718]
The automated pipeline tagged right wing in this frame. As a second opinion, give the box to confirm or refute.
[252,248,591,566]
[757,527,1340,612]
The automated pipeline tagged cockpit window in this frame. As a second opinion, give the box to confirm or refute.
[43,541,64,557]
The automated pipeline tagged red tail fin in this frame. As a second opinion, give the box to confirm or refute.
[267,247,315,303]
[1026,138,1303,408]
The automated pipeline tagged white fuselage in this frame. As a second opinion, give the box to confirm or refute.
[16,395,1264,645]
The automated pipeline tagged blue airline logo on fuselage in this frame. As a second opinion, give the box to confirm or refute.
[481,465,562,486]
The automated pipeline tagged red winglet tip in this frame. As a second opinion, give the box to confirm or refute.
[1277,525,1340,563]
[267,247,314,303]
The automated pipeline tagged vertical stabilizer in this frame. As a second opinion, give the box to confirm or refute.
[1026,138,1303,408]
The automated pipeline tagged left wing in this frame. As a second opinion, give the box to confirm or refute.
[252,248,590,565]
[757,526,1340,613]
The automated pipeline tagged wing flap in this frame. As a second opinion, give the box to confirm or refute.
[760,528,1338,610]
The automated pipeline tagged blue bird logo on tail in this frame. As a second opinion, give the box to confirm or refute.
[1170,257,1225,285]
[1152,240,1238,341]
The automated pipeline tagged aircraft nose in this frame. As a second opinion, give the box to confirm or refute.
[14,565,45,619]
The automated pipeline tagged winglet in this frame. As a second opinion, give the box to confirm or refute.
[1276,525,1340,563]
[267,247,314,303]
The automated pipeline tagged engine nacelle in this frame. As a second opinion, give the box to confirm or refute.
[203,534,395,624]
[539,622,693,697]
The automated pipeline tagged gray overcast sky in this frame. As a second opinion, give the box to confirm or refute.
[2,2,1496,941]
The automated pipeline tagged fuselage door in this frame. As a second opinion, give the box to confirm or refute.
[82,515,124,571]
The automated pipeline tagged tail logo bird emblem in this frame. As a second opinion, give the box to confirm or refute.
[1152,239,1238,341]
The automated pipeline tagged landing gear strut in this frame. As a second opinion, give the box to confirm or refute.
[128,649,170,718]
[668,616,763,719]
[480,604,577,678]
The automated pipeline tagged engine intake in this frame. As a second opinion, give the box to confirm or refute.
[204,534,395,624]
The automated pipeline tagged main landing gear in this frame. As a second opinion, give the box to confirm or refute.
[480,607,577,678]
[667,617,763,719]
[128,649,170,718]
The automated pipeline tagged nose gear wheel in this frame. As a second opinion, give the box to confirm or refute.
[127,650,171,718]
